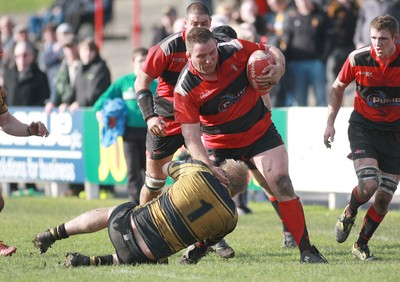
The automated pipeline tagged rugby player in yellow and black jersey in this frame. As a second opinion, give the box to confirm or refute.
[32,159,249,266]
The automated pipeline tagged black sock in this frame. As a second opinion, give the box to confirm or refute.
[93,255,114,266]
[50,223,69,240]
[348,187,368,217]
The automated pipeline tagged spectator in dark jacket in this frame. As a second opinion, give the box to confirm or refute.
[61,37,110,112]
[3,41,49,106]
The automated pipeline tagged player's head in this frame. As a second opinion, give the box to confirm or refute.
[184,2,212,33]
[131,47,148,75]
[212,25,237,40]
[370,15,399,59]
[370,14,399,37]
[220,159,249,196]
[186,27,218,75]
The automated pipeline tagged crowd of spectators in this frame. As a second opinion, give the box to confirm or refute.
[158,0,398,107]
[3,0,399,110]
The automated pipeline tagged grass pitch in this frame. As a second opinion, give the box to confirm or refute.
[0,0,52,13]
[1,196,400,281]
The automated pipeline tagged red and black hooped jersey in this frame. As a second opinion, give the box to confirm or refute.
[174,39,272,149]
[339,44,400,131]
[142,30,188,135]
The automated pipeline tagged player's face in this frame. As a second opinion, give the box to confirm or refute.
[370,28,398,60]
[188,38,218,75]
[184,13,211,33]
[132,54,146,75]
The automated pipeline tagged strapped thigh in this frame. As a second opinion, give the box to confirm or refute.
[379,175,399,195]
[356,166,379,183]
[144,172,166,191]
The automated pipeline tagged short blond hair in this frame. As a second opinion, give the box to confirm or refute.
[220,159,249,196]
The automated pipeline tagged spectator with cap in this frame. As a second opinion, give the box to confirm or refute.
[56,23,73,41]
[44,33,81,114]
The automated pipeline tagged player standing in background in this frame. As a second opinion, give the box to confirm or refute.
[324,14,400,261]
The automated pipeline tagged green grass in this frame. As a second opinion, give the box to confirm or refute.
[0,0,52,13]
[1,197,400,281]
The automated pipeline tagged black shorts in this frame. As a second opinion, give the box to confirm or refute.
[348,123,400,174]
[146,132,185,160]
[207,124,284,167]
[108,202,155,265]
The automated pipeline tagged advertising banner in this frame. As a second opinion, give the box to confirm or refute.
[0,107,85,183]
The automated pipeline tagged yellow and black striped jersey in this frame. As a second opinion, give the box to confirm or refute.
[0,95,8,115]
[132,159,238,260]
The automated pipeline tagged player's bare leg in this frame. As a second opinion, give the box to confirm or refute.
[33,207,113,254]
[252,145,327,263]
[251,168,296,248]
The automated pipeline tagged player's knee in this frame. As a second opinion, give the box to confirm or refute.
[144,172,166,192]
[275,175,294,197]
[356,166,379,194]
[379,175,399,195]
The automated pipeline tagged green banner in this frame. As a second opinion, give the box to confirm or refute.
[82,108,289,188]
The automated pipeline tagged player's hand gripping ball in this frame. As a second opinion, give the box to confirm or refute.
[247,50,275,92]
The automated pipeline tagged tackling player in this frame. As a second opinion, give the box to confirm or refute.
[32,159,249,266]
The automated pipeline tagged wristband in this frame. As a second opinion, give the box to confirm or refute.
[26,125,33,136]
[137,89,157,121]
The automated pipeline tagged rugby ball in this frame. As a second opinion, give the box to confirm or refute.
[247,50,275,92]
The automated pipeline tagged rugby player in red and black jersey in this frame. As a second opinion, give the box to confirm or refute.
[324,14,400,261]
[174,27,327,263]
[134,2,210,204]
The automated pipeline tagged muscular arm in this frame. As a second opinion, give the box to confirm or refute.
[181,123,212,166]
[134,69,155,92]
[324,77,349,148]
[1,112,49,137]
[134,70,166,136]
[181,123,229,184]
